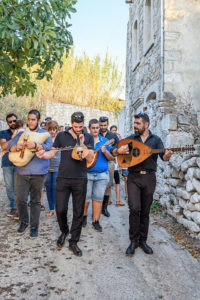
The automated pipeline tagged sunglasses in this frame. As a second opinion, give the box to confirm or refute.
[72,114,84,122]
[7,120,17,124]
[137,112,145,116]
[99,116,108,122]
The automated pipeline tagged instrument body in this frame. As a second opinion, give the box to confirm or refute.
[71,134,89,161]
[117,139,195,168]
[9,129,50,167]
[87,138,114,169]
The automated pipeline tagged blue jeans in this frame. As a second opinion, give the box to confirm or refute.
[86,172,109,202]
[45,171,58,210]
[2,166,17,210]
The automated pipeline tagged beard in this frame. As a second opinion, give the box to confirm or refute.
[9,124,16,130]
[134,126,145,136]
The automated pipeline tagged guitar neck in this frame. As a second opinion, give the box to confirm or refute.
[151,146,194,154]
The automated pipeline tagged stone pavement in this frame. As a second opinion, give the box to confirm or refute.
[0,186,200,300]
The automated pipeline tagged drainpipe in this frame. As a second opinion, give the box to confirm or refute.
[161,0,164,92]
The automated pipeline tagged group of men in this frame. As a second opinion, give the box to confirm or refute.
[0,109,172,257]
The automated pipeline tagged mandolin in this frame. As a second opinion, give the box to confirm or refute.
[71,134,89,161]
[117,139,195,168]
[87,138,114,169]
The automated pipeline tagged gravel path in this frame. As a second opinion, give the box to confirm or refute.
[0,187,200,300]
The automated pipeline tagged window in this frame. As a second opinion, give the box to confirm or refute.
[132,20,139,66]
[144,0,151,45]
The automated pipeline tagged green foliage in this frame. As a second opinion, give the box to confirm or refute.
[150,200,162,214]
[0,0,77,97]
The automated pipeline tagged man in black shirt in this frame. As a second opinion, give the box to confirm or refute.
[37,112,94,257]
[112,113,172,256]
[99,116,119,217]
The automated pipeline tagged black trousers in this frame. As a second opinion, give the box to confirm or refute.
[127,172,156,242]
[16,174,46,227]
[56,178,87,244]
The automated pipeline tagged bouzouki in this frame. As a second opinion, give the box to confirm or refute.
[71,134,89,161]
[117,139,195,168]
[87,138,115,169]
[9,129,50,167]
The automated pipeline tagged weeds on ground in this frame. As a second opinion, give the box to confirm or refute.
[150,200,162,214]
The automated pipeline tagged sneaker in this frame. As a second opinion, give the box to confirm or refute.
[17,222,28,235]
[92,220,102,232]
[30,226,38,238]
[7,208,15,217]
[14,213,19,220]
[82,215,87,227]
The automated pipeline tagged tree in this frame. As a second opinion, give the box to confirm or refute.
[36,50,125,112]
[0,0,77,97]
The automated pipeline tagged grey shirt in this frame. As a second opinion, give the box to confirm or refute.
[49,151,61,172]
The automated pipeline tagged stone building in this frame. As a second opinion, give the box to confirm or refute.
[121,0,200,237]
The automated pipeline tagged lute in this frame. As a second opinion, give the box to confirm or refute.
[117,139,195,168]
[87,138,114,169]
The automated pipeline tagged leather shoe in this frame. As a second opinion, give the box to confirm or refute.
[69,243,82,257]
[57,232,69,249]
[125,241,139,256]
[139,241,153,254]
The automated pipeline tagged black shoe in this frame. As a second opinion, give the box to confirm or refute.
[30,226,38,238]
[139,241,153,254]
[102,196,110,217]
[69,243,82,257]
[82,215,87,227]
[92,220,102,232]
[125,241,139,257]
[57,232,69,249]
[17,222,28,235]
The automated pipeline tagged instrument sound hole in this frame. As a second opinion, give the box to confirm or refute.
[132,148,140,157]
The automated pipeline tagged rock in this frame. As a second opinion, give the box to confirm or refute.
[187,202,197,212]
[167,178,180,187]
[196,157,200,168]
[161,114,177,131]
[186,180,195,193]
[192,178,200,194]
[190,193,200,204]
[164,165,172,178]
[185,168,197,181]
[177,215,200,233]
[176,188,191,200]
[171,169,180,178]
[194,203,200,211]
[181,157,197,173]
[193,168,200,179]
[178,198,187,209]
[173,205,181,214]
[178,171,184,180]
[191,212,200,225]
[183,209,192,219]
[169,154,184,172]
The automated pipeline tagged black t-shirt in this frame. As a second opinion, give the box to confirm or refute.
[53,128,94,179]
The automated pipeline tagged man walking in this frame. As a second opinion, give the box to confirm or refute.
[99,116,119,217]
[113,112,172,256]
[83,119,114,232]
[37,112,94,257]
[9,109,52,238]
[0,113,18,218]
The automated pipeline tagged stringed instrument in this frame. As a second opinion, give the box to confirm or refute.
[117,139,195,168]
[71,134,89,161]
[87,138,114,169]
[9,129,50,167]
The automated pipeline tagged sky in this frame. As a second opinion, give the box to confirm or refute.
[70,0,129,87]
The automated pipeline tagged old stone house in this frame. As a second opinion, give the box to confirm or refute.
[120,0,200,237]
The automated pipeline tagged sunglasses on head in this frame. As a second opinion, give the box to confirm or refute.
[72,114,84,122]
[137,112,145,117]
[7,120,17,124]
[99,116,108,122]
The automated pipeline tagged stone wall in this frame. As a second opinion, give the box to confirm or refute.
[164,0,200,111]
[43,102,118,129]
[125,0,200,237]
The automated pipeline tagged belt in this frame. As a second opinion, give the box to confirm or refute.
[131,170,155,175]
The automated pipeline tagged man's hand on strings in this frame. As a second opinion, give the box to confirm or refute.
[163,148,173,161]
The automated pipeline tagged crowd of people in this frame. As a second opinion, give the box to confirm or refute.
[0,109,172,257]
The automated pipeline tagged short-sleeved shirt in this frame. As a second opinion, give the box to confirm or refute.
[8,128,52,175]
[87,135,111,174]
[0,129,14,167]
[53,128,94,179]
[124,131,165,173]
